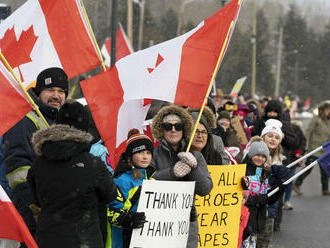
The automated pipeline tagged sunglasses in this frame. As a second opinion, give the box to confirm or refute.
[162,122,183,131]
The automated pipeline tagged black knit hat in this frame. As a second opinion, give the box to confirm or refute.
[56,101,89,132]
[265,100,282,115]
[126,129,153,158]
[35,67,69,96]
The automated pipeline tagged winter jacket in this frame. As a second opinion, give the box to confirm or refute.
[305,115,330,157]
[150,139,213,248]
[90,139,113,174]
[213,125,242,162]
[107,156,154,248]
[4,102,58,189]
[0,137,11,195]
[27,124,117,248]
[243,158,282,236]
[212,134,231,165]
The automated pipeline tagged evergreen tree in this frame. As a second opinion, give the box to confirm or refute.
[159,8,178,41]
[282,4,309,97]
[216,28,251,95]
[255,8,274,97]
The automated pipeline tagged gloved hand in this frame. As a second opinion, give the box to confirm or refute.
[173,161,191,177]
[269,165,289,187]
[241,176,250,190]
[108,209,146,229]
[122,211,147,229]
[259,194,268,205]
[177,152,197,168]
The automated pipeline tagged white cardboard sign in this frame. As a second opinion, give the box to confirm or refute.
[129,180,195,248]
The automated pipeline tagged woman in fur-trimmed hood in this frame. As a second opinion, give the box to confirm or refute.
[150,104,213,248]
[27,105,117,248]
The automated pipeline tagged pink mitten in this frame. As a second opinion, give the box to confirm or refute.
[173,161,191,177]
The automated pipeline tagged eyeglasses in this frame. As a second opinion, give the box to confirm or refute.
[161,122,183,131]
[195,130,208,137]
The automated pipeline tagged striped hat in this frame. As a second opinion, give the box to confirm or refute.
[126,129,153,157]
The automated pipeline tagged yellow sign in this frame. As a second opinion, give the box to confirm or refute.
[195,164,246,248]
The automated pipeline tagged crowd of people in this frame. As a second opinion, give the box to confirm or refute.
[0,67,329,248]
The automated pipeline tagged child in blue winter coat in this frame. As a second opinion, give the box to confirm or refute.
[107,129,155,248]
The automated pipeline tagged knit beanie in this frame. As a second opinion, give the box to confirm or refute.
[190,112,210,133]
[217,111,231,121]
[56,101,89,132]
[261,119,283,140]
[34,67,69,96]
[126,129,153,158]
[248,141,269,161]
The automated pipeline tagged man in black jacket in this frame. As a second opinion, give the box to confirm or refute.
[3,67,68,245]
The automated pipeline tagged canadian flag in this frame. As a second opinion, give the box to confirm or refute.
[0,60,32,136]
[0,0,100,89]
[101,24,134,67]
[81,0,243,167]
[0,185,38,248]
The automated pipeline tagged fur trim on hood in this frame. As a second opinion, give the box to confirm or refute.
[188,106,216,129]
[151,105,193,141]
[32,124,93,156]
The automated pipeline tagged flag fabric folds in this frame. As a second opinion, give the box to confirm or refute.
[322,141,330,153]
[318,152,330,177]
[0,0,100,88]
[101,24,133,67]
[0,185,38,248]
[81,0,243,167]
[0,61,32,136]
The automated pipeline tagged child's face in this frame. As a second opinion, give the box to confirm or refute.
[263,132,281,150]
[132,150,152,168]
[251,155,266,167]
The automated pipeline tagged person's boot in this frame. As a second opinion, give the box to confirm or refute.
[293,184,303,195]
[322,190,330,196]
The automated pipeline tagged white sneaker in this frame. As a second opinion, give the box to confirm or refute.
[283,201,293,210]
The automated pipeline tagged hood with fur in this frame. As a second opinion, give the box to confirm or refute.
[151,105,193,141]
[32,124,93,160]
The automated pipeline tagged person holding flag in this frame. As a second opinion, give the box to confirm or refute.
[150,104,213,248]
[293,101,330,196]
[3,67,68,244]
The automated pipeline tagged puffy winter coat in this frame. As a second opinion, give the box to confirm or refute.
[27,124,117,248]
[107,156,154,248]
[151,139,213,248]
[306,115,330,157]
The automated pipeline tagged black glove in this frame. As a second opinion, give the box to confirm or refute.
[269,165,289,188]
[256,194,268,205]
[108,208,146,229]
[123,212,147,229]
[241,177,250,190]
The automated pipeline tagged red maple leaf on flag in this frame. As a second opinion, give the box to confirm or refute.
[0,26,38,81]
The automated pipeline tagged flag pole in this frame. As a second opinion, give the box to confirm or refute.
[186,20,235,152]
[79,0,107,72]
[67,84,77,99]
[0,52,49,128]
[267,160,319,197]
